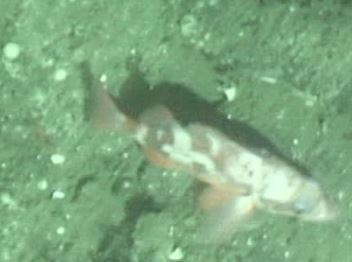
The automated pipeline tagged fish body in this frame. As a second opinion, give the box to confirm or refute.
[86,71,337,236]
[136,108,336,221]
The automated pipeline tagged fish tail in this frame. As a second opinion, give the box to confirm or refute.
[80,61,138,133]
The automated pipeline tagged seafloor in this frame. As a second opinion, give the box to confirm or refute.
[1,0,351,261]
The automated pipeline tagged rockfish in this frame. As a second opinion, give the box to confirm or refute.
[82,63,337,240]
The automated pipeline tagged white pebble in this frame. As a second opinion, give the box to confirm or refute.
[338,191,344,201]
[169,247,184,261]
[3,42,21,60]
[1,193,17,208]
[99,73,107,83]
[209,0,218,6]
[52,190,65,199]
[122,181,131,188]
[37,179,48,190]
[284,250,290,258]
[223,87,237,102]
[56,226,65,235]
[50,154,65,165]
[168,225,175,236]
[260,76,277,84]
[53,68,67,81]
[122,152,129,159]
[130,48,136,55]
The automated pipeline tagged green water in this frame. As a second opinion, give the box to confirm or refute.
[0,0,350,261]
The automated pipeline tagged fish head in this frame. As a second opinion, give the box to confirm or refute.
[259,163,338,222]
[289,178,339,221]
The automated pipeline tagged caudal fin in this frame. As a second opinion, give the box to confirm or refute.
[80,62,137,133]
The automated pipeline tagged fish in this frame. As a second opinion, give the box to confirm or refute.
[81,62,338,241]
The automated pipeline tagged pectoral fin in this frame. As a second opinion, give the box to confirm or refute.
[198,195,256,243]
[195,176,255,243]
[196,174,250,210]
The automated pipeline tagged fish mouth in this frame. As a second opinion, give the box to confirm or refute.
[300,197,339,222]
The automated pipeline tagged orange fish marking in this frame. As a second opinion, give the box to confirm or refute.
[143,147,179,170]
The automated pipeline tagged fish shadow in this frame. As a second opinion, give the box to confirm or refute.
[80,57,311,177]
[114,59,310,176]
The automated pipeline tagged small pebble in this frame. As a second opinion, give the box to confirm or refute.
[56,226,65,235]
[260,76,277,84]
[53,69,68,81]
[99,73,107,83]
[50,154,65,165]
[3,42,21,60]
[37,179,48,190]
[284,250,290,258]
[122,181,131,188]
[1,193,17,208]
[169,247,184,261]
[223,87,237,102]
[52,190,65,199]
[338,191,344,201]
[122,152,129,159]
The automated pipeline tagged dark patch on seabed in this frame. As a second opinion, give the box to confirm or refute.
[91,193,162,262]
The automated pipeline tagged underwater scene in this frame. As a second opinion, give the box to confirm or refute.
[1,0,351,261]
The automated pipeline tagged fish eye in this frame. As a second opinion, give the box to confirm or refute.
[292,197,315,214]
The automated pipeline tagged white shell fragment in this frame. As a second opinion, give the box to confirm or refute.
[223,87,237,102]
[52,190,65,199]
[3,42,21,60]
[53,68,68,81]
[1,193,17,208]
[50,154,65,165]
[37,179,48,191]
[260,76,277,84]
[56,226,65,235]
[169,247,184,261]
